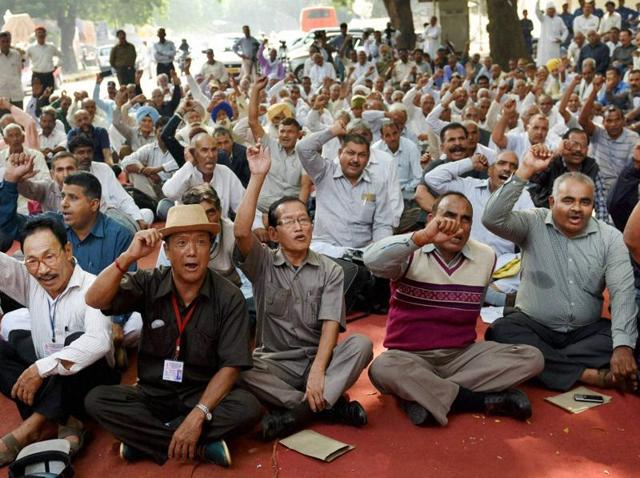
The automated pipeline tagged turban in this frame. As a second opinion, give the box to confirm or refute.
[210,101,234,122]
[351,95,367,109]
[546,58,561,71]
[266,103,293,123]
[135,106,160,125]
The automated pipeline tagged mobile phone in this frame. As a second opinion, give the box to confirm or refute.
[573,393,604,403]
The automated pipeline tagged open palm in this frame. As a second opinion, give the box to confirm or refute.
[247,145,271,175]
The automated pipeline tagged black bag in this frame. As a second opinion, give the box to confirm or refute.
[124,186,158,215]
[333,253,389,316]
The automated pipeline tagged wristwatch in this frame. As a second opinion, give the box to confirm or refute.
[195,403,212,421]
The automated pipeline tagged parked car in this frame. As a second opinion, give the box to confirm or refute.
[96,44,112,71]
[288,28,363,80]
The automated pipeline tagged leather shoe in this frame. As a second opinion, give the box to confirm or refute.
[199,439,231,467]
[399,399,431,426]
[483,388,532,421]
[260,403,313,441]
[323,397,367,426]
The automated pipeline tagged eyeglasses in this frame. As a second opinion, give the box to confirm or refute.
[277,217,312,228]
[24,249,63,271]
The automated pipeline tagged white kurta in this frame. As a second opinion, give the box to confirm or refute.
[535,6,568,66]
[423,25,441,59]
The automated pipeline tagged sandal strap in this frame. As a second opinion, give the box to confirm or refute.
[1,433,21,455]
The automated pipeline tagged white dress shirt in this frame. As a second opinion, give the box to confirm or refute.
[424,157,535,255]
[573,14,601,36]
[120,142,179,181]
[0,255,113,377]
[372,137,422,199]
[309,62,336,88]
[0,48,24,101]
[38,129,67,151]
[27,43,61,72]
[89,161,144,221]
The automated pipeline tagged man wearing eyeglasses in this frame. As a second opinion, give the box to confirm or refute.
[0,217,118,466]
[234,144,373,440]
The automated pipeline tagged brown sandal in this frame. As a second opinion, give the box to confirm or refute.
[0,433,22,467]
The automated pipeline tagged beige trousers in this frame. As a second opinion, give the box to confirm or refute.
[368,341,544,425]
[240,334,373,409]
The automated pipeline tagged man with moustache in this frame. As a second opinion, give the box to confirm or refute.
[0,216,118,466]
[363,192,543,426]
[483,144,639,392]
[528,128,609,221]
[234,144,373,440]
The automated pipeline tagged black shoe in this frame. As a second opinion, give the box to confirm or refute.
[323,397,367,427]
[483,388,532,421]
[260,403,313,441]
[399,399,431,426]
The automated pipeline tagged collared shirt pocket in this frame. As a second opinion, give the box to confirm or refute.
[304,291,323,329]
[265,284,290,318]
[358,193,376,223]
[580,263,605,296]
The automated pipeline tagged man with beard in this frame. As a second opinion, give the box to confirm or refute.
[528,128,609,221]
[363,192,543,426]
[233,144,372,440]
[483,144,638,393]
[425,151,534,306]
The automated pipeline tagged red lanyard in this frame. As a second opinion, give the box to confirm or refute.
[171,293,198,360]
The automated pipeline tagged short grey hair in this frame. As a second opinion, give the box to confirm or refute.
[2,122,23,137]
[582,58,596,70]
[346,119,371,133]
[551,172,595,198]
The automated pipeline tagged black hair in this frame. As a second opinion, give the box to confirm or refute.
[213,126,232,137]
[341,133,370,152]
[182,184,222,211]
[63,171,102,201]
[116,29,125,36]
[51,151,78,167]
[440,122,468,142]
[19,216,67,251]
[562,127,589,144]
[268,196,309,228]
[431,191,473,217]
[280,117,302,130]
[155,116,169,130]
[67,134,95,153]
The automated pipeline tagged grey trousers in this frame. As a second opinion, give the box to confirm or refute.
[128,173,165,201]
[368,341,544,425]
[239,334,373,409]
[84,384,262,465]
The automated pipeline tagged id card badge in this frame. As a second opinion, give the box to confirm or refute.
[163,360,184,383]
[44,342,64,357]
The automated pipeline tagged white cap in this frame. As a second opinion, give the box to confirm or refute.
[545,1,556,9]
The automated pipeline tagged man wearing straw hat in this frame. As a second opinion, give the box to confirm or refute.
[84,204,262,467]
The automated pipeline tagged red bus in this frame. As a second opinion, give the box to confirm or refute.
[300,6,338,32]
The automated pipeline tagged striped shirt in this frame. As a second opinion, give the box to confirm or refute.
[482,174,638,349]
[589,125,638,193]
[364,234,495,351]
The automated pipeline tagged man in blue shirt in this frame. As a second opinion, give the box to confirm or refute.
[617,0,638,28]
[560,3,575,47]
[66,110,111,165]
[598,67,631,108]
[578,30,611,74]
[443,53,465,82]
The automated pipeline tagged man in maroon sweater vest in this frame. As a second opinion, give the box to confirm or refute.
[364,192,544,426]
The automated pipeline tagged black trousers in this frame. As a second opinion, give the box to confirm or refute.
[115,66,135,86]
[156,62,175,79]
[485,311,613,391]
[0,331,120,422]
[32,71,55,90]
[85,384,262,464]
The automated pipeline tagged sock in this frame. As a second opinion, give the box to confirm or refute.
[450,386,486,413]
[291,401,314,425]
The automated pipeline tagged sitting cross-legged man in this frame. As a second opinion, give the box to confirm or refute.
[483,144,639,392]
[84,206,262,467]
[364,192,544,426]
[0,217,119,466]
[234,144,373,440]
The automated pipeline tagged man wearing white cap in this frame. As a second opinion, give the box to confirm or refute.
[535,0,569,66]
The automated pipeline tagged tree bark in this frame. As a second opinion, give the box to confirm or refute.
[58,3,78,74]
[486,0,529,69]
[382,0,416,50]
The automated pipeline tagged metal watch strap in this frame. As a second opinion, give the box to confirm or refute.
[195,403,212,421]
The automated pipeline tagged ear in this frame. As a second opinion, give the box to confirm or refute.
[89,198,101,213]
[64,242,73,260]
[548,196,555,208]
[267,226,279,243]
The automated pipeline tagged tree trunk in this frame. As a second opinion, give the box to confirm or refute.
[58,4,78,74]
[382,0,416,50]
[486,0,529,69]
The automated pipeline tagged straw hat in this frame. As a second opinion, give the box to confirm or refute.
[159,204,220,238]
